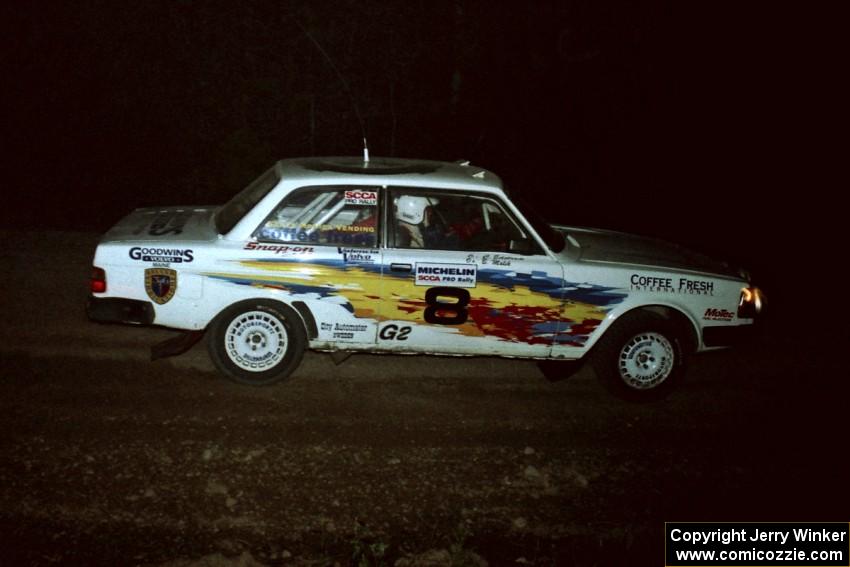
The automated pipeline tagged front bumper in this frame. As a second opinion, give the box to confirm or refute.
[87,296,154,325]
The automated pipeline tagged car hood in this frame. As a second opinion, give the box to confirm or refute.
[100,206,218,243]
[554,225,741,279]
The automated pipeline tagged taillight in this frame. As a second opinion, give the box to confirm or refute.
[91,267,106,293]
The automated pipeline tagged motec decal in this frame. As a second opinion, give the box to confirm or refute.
[415,263,477,288]
[704,308,735,321]
[145,268,177,304]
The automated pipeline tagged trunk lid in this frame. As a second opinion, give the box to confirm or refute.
[101,206,218,243]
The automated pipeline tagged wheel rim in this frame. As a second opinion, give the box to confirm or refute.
[224,310,288,372]
[617,332,675,390]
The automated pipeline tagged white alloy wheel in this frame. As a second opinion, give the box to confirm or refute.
[207,301,306,386]
[207,299,307,386]
[224,310,288,372]
[591,310,687,401]
[617,331,675,390]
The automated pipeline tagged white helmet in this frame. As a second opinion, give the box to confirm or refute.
[395,195,435,225]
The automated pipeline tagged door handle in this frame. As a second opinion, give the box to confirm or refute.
[390,263,412,273]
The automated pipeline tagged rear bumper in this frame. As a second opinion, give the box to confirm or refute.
[702,324,756,347]
[87,296,154,325]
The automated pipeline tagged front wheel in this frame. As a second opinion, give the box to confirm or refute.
[207,300,306,386]
[591,311,686,401]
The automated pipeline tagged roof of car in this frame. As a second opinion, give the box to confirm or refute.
[275,157,502,191]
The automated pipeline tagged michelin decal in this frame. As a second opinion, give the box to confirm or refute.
[415,263,477,288]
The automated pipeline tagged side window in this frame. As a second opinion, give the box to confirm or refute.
[256,186,379,247]
[390,189,534,253]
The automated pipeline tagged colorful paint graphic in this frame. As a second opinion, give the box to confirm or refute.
[205,257,627,346]
[207,259,384,320]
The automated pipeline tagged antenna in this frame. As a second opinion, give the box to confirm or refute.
[293,17,369,159]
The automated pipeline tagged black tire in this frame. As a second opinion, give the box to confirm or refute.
[591,311,686,401]
[206,300,306,386]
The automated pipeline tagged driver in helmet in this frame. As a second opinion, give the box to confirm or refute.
[394,195,432,248]
[395,195,461,249]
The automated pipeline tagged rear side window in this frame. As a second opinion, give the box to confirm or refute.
[215,166,281,235]
[255,186,379,248]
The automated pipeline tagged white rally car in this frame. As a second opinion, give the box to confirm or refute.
[88,157,764,400]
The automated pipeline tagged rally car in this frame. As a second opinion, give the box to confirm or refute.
[87,157,764,400]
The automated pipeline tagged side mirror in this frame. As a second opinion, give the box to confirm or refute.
[508,239,534,255]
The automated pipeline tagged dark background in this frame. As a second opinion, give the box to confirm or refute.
[1,2,842,304]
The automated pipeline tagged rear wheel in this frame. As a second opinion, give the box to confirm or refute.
[207,300,306,386]
[591,311,686,401]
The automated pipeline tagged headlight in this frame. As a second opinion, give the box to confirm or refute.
[738,286,765,318]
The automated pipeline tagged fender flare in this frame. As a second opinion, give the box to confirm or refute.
[208,298,317,340]
[589,304,700,355]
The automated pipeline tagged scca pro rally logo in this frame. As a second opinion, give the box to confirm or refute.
[145,268,177,305]
[344,190,378,206]
[415,263,477,288]
[129,247,194,264]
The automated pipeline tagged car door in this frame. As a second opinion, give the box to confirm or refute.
[378,187,566,357]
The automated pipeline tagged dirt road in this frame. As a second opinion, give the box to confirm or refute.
[0,231,845,566]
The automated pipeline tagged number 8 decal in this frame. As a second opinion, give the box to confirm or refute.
[424,287,470,325]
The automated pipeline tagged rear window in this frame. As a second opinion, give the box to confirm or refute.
[215,166,281,235]
[256,186,379,248]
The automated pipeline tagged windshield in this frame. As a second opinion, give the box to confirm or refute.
[214,165,281,235]
[510,193,565,253]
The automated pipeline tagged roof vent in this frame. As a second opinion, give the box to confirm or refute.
[455,159,470,166]
[472,170,486,179]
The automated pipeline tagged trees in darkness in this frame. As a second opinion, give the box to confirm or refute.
[7,3,676,226]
